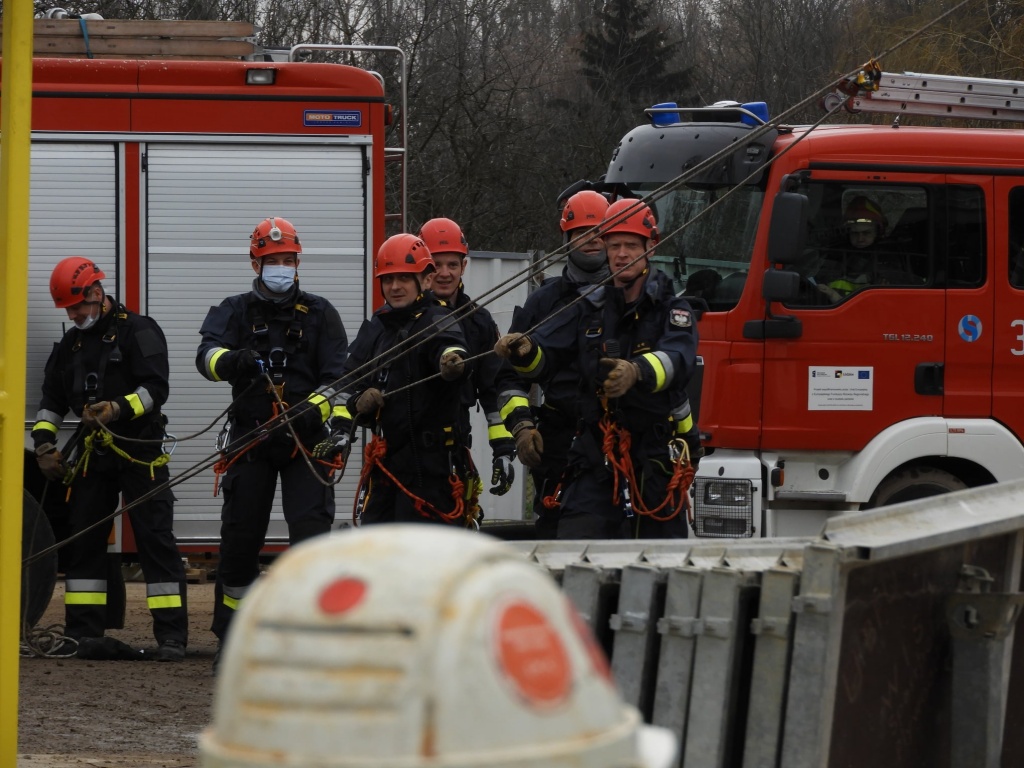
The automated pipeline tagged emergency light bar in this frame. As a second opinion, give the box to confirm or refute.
[646,101,770,127]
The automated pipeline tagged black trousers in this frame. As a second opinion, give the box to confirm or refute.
[63,450,188,644]
[359,441,466,526]
[555,430,689,540]
[530,404,575,540]
[212,440,335,640]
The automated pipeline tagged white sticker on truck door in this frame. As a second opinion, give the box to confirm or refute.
[808,367,874,410]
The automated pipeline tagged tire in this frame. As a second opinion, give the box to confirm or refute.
[869,467,967,508]
[22,489,58,630]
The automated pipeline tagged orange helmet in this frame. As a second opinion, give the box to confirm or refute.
[49,257,106,308]
[844,196,887,236]
[250,217,302,260]
[602,199,660,243]
[374,234,435,279]
[560,190,609,234]
[418,218,468,256]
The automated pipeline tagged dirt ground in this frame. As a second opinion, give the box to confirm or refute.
[18,579,219,768]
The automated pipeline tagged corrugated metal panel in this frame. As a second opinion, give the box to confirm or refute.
[145,143,369,542]
[25,143,119,424]
[460,251,530,520]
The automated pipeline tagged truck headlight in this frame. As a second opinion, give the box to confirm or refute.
[693,478,754,538]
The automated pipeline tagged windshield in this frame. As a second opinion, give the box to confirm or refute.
[635,183,764,312]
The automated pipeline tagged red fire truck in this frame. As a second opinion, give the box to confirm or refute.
[8,48,399,550]
[601,70,1024,537]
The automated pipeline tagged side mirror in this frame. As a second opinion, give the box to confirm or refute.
[762,268,801,302]
[767,191,808,266]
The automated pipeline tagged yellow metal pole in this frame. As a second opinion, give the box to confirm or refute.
[0,0,34,759]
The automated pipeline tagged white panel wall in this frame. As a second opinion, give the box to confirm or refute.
[145,142,370,542]
[25,143,118,425]
[461,250,531,520]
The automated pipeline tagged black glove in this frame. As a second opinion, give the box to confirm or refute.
[288,399,327,436]
[219,349,262,380]
[312,431,351,463]
[490,454,515,495]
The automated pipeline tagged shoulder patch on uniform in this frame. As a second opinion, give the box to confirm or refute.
[669,308,692,328]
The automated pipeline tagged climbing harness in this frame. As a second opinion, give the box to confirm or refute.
[353,432,469,526]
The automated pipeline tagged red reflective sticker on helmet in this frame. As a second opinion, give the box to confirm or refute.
[495,600,571,707]
[318,577,367,615]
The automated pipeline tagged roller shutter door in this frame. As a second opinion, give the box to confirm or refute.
[25,143,119,425]
[145,142,368,543]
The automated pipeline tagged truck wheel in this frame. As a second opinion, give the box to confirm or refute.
[22,489,58,631]
[869,467,967,508]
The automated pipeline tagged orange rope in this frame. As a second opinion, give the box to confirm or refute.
[542,484,562,509]
[597,411,694,522]
[354,434,466,525]
[212,437,263,496]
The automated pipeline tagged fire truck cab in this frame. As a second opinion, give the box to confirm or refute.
[603,74,1024,537]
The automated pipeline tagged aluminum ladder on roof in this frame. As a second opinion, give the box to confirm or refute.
[825,68,1024,123]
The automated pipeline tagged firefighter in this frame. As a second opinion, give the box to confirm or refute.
[417,217,518,501]
[31,257,188,660]
[504,190,611,538]
[495,199,701,539]
[196,217,348,662]
[334,233,471,526]
[200,525,679,768]
[824,195,889,298]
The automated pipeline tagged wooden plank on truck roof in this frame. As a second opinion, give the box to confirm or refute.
[29,38,256,57]
[31,19,255,38]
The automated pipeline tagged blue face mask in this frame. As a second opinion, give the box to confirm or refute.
[262,265,297,294]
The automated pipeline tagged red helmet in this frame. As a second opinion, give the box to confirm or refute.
[374,234,435,279]
[49,257,106,308]
[602,199,660,243]
[250,217,302,260]
[844,196,887,236]
[418,218,468,256]
[560,191,609,234]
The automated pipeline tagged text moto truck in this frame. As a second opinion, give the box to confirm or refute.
[601,71,1024,537]
[9,52,394,551]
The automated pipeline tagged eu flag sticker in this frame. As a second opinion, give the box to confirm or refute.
[304,110,362,128]
[858,370,871,379]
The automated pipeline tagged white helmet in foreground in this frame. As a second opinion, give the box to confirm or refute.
[200,525,677,768]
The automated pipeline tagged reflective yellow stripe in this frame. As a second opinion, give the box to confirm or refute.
[307,393,330,421]
[209,348,230,382]
[443,426,455,447]
[148,595,183,610]
[332,405,351,420]
[65,592,107,606]
[124,392,146,418]
[223,594,240,611]
[513,347,542,375]
[33,421,58,436]
[674,414,694,434]
[640,352,667,392]
[500,396,530,422]
[488,424,513,441]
